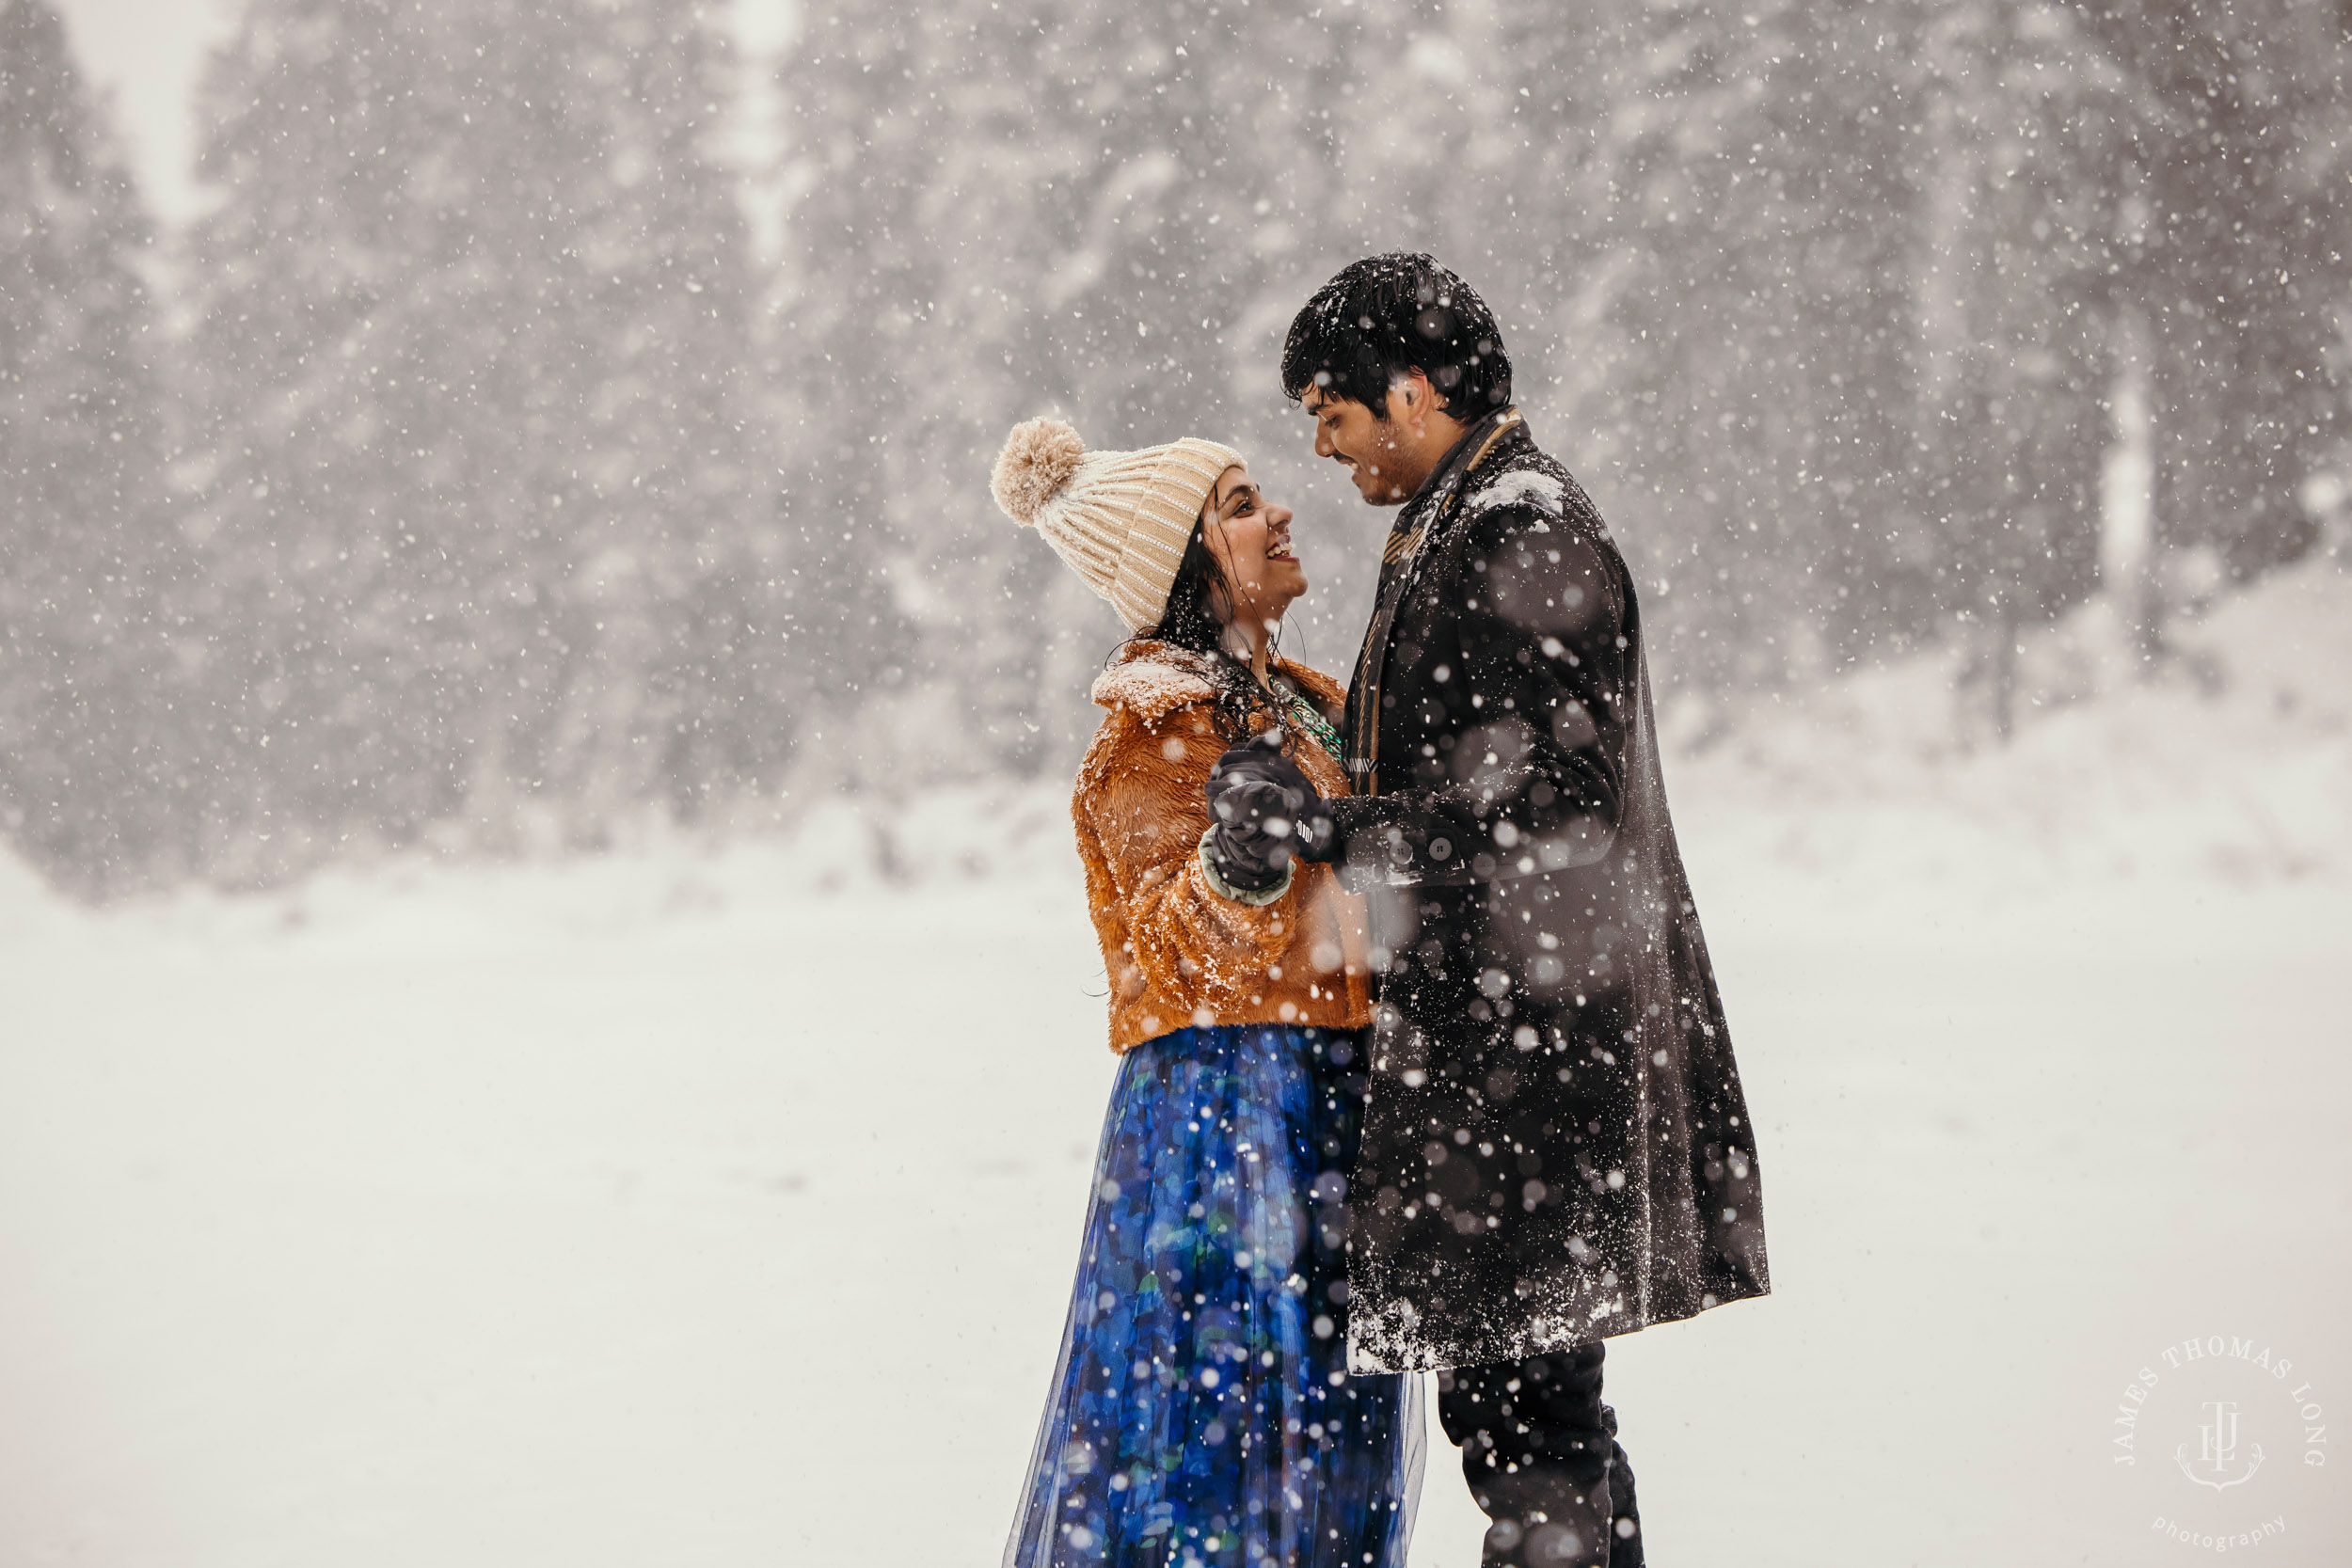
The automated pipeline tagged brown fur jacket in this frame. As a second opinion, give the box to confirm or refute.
[1073,641,1374,1053]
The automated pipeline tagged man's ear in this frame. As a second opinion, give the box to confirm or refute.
[1382,369,1433,429]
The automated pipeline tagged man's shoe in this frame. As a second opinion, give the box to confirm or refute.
[1473,1471,1612,1568]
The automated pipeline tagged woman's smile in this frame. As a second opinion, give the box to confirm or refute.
[1199,464,1309,643]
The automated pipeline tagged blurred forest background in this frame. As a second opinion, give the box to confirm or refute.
[3,0,2348,895]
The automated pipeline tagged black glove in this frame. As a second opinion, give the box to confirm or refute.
[1202,731,1332,895]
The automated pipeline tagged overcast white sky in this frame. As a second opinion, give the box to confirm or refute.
[49,0,798,226]
[51,0,238,221]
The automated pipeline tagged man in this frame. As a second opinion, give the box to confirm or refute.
[1203,255,1770,1568]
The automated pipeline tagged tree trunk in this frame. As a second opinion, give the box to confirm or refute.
[2101,306,2164,665]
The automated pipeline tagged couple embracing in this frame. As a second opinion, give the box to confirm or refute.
[991,255,1771,1568]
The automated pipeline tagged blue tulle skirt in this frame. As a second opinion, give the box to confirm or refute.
[1005,1024,1422,1568]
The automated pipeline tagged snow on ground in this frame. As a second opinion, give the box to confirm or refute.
[1665,547,2352,903]
[2,563,2348,1566]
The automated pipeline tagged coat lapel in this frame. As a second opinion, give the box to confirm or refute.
[1341,407,1525,796]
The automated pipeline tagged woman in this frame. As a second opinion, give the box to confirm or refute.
[991,418,1422,1568]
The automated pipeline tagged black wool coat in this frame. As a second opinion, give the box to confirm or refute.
[1315,414,1770,1372]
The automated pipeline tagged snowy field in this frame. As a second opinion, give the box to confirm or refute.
[4,560,2349,1567]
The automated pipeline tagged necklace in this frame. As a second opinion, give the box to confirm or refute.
[1270,679,1344,763]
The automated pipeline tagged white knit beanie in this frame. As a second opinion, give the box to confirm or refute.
[991,418,1243,631]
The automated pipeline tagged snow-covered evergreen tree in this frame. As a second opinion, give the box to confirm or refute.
[0,0,185,892]
[2074,0,2350,580]
[1901,1,2126,734]
[1566,0,1937,689]
[174,0,777,876]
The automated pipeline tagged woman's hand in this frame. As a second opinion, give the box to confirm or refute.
[1202,732,1332,895]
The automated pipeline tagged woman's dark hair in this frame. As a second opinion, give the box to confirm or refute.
[1152,525,1229,657]
[1279,252,1511,420]
[1120,520,1283,745]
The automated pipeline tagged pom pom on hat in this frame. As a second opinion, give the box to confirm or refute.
[987,416,1242,631]
[992,417,1087,529]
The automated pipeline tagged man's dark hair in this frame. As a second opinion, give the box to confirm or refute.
[1280,253,1512,420]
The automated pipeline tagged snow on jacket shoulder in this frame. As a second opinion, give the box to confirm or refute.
[1073,641,1373,1053]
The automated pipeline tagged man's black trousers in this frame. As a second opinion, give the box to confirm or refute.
[1436,1342,1642,1568]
